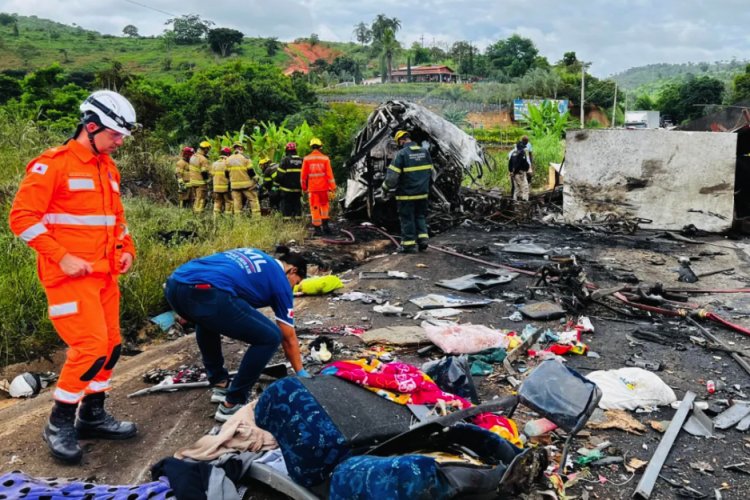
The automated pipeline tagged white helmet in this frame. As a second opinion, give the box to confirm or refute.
[9,372,41,397]
[80,90,138,136]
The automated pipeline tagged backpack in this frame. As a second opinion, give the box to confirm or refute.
[509,149,528,173]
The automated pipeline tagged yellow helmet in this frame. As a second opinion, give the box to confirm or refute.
[309,137,323,148]
[199,141,212,149]
[258,157,270,166]
[394,130,409,142]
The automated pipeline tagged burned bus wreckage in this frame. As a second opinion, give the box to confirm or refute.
[343,100,495,226]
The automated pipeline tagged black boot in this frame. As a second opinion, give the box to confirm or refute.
[43,401,82,463]
[322,220,332,235]
[76,393,137,440]
[313,225,323,236]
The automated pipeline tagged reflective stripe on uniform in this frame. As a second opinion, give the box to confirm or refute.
[403,240,416,246]
[418,233,429,239]
[279,186,302,192]
[388,165,402,173]
[402,165,433,172]
[43,214,117,226]
[395,194,429,201]
[49,301,79,318]
[19,222,48,242]
[54,387,84,403]
[88,379,112,392]
[308,172,326,177]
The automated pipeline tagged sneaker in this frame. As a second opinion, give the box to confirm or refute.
[210,386,228,404]
[214,403,245,423]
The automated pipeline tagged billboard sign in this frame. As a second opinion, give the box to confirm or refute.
[513,99,569,121]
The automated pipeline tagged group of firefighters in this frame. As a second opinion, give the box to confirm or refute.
[174,138,337,235]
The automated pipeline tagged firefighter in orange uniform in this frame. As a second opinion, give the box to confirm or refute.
[300,137,336,235]
[8,90,138,464]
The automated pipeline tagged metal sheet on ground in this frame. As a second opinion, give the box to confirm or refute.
[359,325,430,346]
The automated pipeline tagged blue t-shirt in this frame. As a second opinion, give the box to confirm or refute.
[169,248,294,326]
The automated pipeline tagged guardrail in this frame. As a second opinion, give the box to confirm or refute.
[318,94,508,113]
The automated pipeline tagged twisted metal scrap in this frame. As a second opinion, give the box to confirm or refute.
[343,100,494,220]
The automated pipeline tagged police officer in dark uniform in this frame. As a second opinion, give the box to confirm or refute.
[383,130,434,254]
[276,142,304,220]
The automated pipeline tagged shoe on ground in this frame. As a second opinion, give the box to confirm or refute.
[43,421,82,464]
[75,413,138,440]
[211,386,228,404]
[215,403,245,423]
[399,246,416,254]
[418,243,429,252]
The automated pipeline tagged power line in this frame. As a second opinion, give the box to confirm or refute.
[123,0,177,18]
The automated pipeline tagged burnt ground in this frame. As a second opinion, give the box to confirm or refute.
[1,222,750,499]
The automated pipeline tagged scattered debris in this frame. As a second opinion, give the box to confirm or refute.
[632,391,696,500]
[588,409,647,435]
[436,271,517,292]
[359,270,415,280]
[690,461,715,474]
[713,403,750,430]
[343,100,493,222]
[372,302,404,315]
[683,406,716,438]
[359,326,430,346]
[409,293,492,309]
[519,301,566,320]
[586,367,677,411]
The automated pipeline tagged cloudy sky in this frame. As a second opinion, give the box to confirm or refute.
[3,0,748,76]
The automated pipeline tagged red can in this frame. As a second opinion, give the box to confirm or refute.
[706,380,716,394]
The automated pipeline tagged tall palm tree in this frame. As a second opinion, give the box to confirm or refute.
[380,28,399,83]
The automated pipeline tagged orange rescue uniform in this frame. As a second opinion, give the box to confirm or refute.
[300,149,336,227]
[8,139,136,404]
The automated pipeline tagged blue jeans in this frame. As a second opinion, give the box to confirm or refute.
[164,279,282,405]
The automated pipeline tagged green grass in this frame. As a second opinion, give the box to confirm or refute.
[469,134,564,193]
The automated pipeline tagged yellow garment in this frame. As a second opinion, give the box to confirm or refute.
[192,185,208,212]
[231,188,260,215]
[175,158,191,184]
[293,275,344,295]
[211,158,229,193]
[227,153,256,189]
[188,152,210,187]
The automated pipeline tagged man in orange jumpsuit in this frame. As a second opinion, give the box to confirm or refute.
[9,90,138,463]
[301,137,336,235]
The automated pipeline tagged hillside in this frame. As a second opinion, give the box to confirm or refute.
[0,14,358,81]
[611,59,748,94]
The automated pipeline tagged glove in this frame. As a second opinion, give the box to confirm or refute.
[382,189,393,201]
[328,190,336,202]
[296,369,312,379]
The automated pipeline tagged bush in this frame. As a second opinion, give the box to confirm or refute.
[528,134,564,187]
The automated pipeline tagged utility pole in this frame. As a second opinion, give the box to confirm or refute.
[611,82,618,128]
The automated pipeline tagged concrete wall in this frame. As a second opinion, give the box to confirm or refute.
[563,129,737,232]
